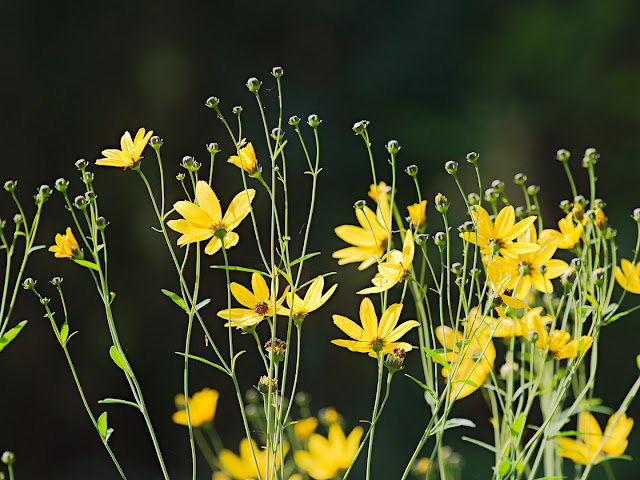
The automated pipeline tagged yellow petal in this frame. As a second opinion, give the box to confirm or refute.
[333,315,367,341]
[195,181,222,224]
[359,297,378,338]
[223,189,256,231]
[252,273,270,302]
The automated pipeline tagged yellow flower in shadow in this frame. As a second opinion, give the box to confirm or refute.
[542,213,583,250]
[280,276,337,322]
[615,259,640,294]
[228,142,260,175]
[557,411,633,465]
[49,227,81,259]
[332,298,419,357]
[96,128,153,169]
[167,181,255,255]
[217,272,286,328]
[172,388,219,427]
[294,423,363,480]
[294,417,319,440]
[367,181,391,202]
[407,200,427,227]
[219,438,288,480]
[358,230,414,294]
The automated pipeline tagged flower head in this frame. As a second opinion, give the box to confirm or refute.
[217,272,286,328]
[294,417,319,440]
[358,230,414,294]
[96,128,153,169]
[332,298,419,357]
[615,259,640,294]
[167,181,255,255]
[172,388,219,427]
[219,438,288,480]
[49,227,81,259]
[228,142,260,175]
[367,181,391,202]
[557,411,633,465]
[280,276,337,323]
[407,200,427,227]
[486,265,529,319]
[542,213,583,250]
[294,424,363,480]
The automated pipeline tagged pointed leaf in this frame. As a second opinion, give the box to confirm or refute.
[605,304,640,324]
[423,347,451,370]
[28,244,47,254]
[231,350,245,372]
[98,398,141,411]
[0,320,28,353]
[498,460,511,477]
[195,298,211,311]
[287,251,320,268]
[59,322,69,345]
[462,436,497,453]
[175,352,230,376]
[97,412,108,439]
[109,346,132,375]
[161,289,188,313]
[74,259,100,271]
[404,374,436,400]
[210,265,268,276]
[510,413,526,437]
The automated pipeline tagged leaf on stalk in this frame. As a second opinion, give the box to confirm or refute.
[210,265,268,276]
[510,413,526,437]
[582,292,599,308]
[97,412,108,439]
[423,347,451,370]
[231,350,245,372]
[497,460,511,476]
[28,244,47,254]
[595,454,632,465]
[404,374,435,400]
[0,320,28,353]
[462,436,496,453]
[605,304,640,324]
[287,251,320,268]
[98,398,141,410]
[195,298,211,311]
[175,352,230,376]
[109,346,132,375]
[431,417,475,435]
[74,259,100,271]
[161,289,188,313]
[59,322,69,345]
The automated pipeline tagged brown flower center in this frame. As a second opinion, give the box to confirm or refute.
[254,301,269,316]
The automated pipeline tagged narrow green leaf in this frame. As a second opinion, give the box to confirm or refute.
[444,418,476,430]
[582,292,599,307]
[287,251,320,268]
[232,350,245,372]
[462,436,496,453]
[109,292,116,305]
[97,412,108,439]
[498,460,511,477]
[195,298,211,311]
[175,352,230,376]
[605,304,640,324]
[28,244,47,254]
[59,322,69,345]
[0,320,28,353]
[109,346,131,375]
[510,413,526,437]
[74,259,100,271]
[273,140,288,160]
[637,354,640,371]
[454,379,478,388]
[98,398,141,410]
[210,265,268,276]
[595,454,632,465]
[404,374,436,400]
[277,268,294,288]
[423,347,451,370]
[161,289,188,313]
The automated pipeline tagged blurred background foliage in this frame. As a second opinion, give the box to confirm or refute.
[2,0,640,478]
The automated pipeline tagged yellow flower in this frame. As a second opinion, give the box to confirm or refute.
[435,315,496,400]
[280,276,337,322]
[542,213,583,250]
[333,188,392,270]
[217,272,286,328]
[358,230,414,294]
[407,200,427,227]
[294,417,319,440]
[615,259,640,294]
[460,205,539,259]
[413,457,431,475]
[489,225,568,298]
[332,298,419,357]
[557,411,633,465]
[96,128,153,168]
[228,142,260,175]
[172,388,219,427]
[318,407,342,424]
[167,181,255,255]
[486,265,529,319]
[219,438,288,480]
[49,227,81,259]
[294,424,363,480]
[368,181,391,202]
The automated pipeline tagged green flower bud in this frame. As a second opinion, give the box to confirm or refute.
[470,268,481,278]
[271,66,284,78]
[484,188,499,202]
[22,278,36,290]
[206,143,220,154]
[205,96,219,108]
[466,151,479,164]
[518,262,530,276]
[633,208,640,223]
[405,164,418,176]
[451,262,463,276]
[265,338,286,363]
[13,214,23,225]
[40,297,50,306]
[288,115,300,126]
[561,267,576,287]
[434,232,446,248]
[83,171,94,184]
[246,77,261,92]
[50,277,63,287]
[271,127,283,140]
[605,227,617,240]
[515,206,526,219]
[354,199,366,210]
[574,195,586,207]
[559,200,571,213]
[384,347,406,373]
[556,149,570,162]
[467,192,480,206]
[570,258,581,269]
[386,140,401,154]
[74,195,87,209]
[352,120,369,134]
[1,451,14,466]
[527,330,539,344]
[75,159,89,171]
[232,105,243,115]
[415,234,429,246]
[181,156,195,169]
[435,193,449,213]
[582,147,599,167]
[4,180,16,192]
[150,136,163,148]
[256,375,277,394]
[458,220,475,233]
[84,191,97,202]
[491,179,505,193]
[445,161,458,175]
[307,114,321,128]
[593,268,605,285]
[55,178,69,192]
[96,216,108,230]
[513,173,527,185]
[537,264,547,275]
[527,185,540,196]
[593,198,606,209]
[214,227,227,240]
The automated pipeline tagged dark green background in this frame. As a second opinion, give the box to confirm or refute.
[2,1,640,478]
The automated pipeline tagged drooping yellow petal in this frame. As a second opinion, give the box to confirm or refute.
[223,189,256,231]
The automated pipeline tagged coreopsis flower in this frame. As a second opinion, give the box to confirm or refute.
[228,142,260,175]
[435,319,496,400]
[489,225,568,298]
[358,230,414,294]
[217,272,286,328]
[294,424,363,480]
[407,200,427,227]
[294,417,319,440]
[332,298,419,357]
[368,181,391,202]
[615,259,640,294]
[279,276,337,323]
[542,213,583,250]
[486,265,529,319]
[49,227,82,259]
[557,411,633,465]
[96,128,153,168]
[167,181,255,255]
[333,193,392,270]
[466,307,517,338]
[460,205,539,259]
[219,438,288,480]
[172,388,219,427]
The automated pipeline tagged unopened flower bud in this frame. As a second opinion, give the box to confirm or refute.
[470,267,481,278]
[22,278,36,290]
[561,267,576,287]
[451,262,463,276]
[214,227,227,240]
[384,347,406,373]
[40,297,50,306]
[445,161,458,175]
[176,173,185,181]
[484,188,499,202]
[271,128,283,140]
[455,276,466,286]
[75,159,89,171]
[96,216,108,230]
[405,164,418,176]
[246,77,261,92]
[1,451,14,466]
[527,185,540,196]
[527,330,539,343]
[570,258,581,269]
[583,147,599,166]
[515,206,526,219]
[206,143,220,154]
[182,156,194,168]
[556,149,570,162]
[386,140,401,154]
[205,96,219,108]
[605,227,617,240]
[513,173,527,185]
[415,234,429,246]
[85,191,96,202]
[466,151,479,164]
[573,195,586,207]
[354,200,366,210]
[559,200,571,213]
[435,193,449,213]
[491,179,505,193]
[13,214,23,225]
[256,375,277,394]
[265,338,286,363]
[586,209,596,221]
[593,268,605,285]
[467,192,480,206]
[55,178,69,192]
[74,196,87,209]
[150,136,163,148]
[593,198,606,210]
[271,66,284,78]
[51,277,63,287]
[542,319,553,331]
[232,106,243,115]
[83,171,94,184]
[537,264,547,276]
[352,120,368,134]
[4,180,16,192]
[288,115,300,126]
[434,232,446,248]
[458,221,474,233]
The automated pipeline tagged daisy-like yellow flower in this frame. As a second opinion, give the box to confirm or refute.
[557,411,633,465]
[486,265,529,319]
[228,142,260,175]
[367,181,391,202]
[615,259,640,294]
[407,200,427,227]
[358,230,414,294]
[167,181,255,256]
[294,424,363,480]
[172,388,219,427]
[219,438,288,480]
[217,273,286,328]
[461,205,539,259]
[294,417,319,440]
[542,213,583,250]
[490,225,568,298]
[280,276,337,323]
[96,128,153,169]
[333,186,392,270]
[49,227,81,259]
[332,298,419,357]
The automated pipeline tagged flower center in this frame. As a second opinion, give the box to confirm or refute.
[370,338,385,354]
[254,301,269,316]
[489,238,503,255]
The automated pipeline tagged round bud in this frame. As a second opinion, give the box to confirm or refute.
[542,320,553,332]
[4,180,16,192]
[583,147,599,165]
[459,220,475,233]
[451,262,463,276]
[384,347,406,373]
[13,214,23,225]
[271,128,283,140]
[405,164,418,176]
[491,179,505,193]
[415,234,429,246]
[556,149,570,162]
[633,208,640,223]
[22,278,36,290]
[205,96,219,108]
[561,267,577,287]
[519,262,530,276]
[527,185,540,196]
[74,196,87,209]
[585,209,596,221]
[256,375,277,394]
[537,264,547,276]
[574,195,586,207]
[515,206,525,219]
[50,277,63,287]
[206,143,220,154]
[176,173,185,181]
[592,268,605,285]
[246,77,261,92]
[513,173,527,185]
[85,191,96,202]
[434,232,446,248]
[75,158,89,171]
[605,227,617,240]
[271,66,284,78]
[150,136,163,147]
[559,200,571,213]
[467,192,480,206]
[354,200,366,210]
[484,188,499,202]
[466,151,479,164]
[96,216,108,230]
[527,330,539,344]
[214,227,227,240]
[39,185,51,197]
[288,115,300,126]
[352,120,369,134]
[570,258,581,269]
[435,193,449,213]
[40,297,50,306]
[1,451,14,466]
[593,198,606,209]
[232,105,243,115]
[386,140,401,154]
[470,268,481,277]
[55,178,69,192]
[83,171,94,184]
[444,161,458,175]
[307,114,321,128]
[181,156,194,168]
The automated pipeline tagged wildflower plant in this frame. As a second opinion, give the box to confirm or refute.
[3,67,640,480]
